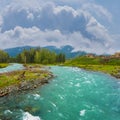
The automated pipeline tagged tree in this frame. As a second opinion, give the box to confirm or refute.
[56,53,65,63]
[34,51,41,63]
[15,48,65,64]
[0,50,9,63]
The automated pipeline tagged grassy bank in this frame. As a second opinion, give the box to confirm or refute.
[0,64,53,96]
[76,65,120,78]
[0,63,9,68]
[65,56,120,78]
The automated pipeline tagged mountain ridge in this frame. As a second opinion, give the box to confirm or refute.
[4,45,87,59]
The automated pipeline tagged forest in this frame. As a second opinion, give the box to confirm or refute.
[0,48,65,64]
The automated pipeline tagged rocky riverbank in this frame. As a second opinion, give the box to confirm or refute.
[0,65,54,97]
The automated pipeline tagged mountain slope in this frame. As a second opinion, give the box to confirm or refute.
[4,45,86,58]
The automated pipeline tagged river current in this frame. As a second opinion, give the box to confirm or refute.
[0,66,120,120]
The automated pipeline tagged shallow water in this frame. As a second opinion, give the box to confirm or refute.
[0,63,24,73]
[0,66,120,120]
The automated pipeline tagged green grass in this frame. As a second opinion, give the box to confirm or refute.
[77,65,120,75]
[64,56,120,78]
[65,56,120,65]
[0,63,9,68]
[0,64,51,88]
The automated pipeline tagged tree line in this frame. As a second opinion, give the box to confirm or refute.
[0,50,9,63]
[0,48,66,64]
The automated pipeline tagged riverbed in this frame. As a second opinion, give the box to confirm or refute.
[0,66,120,120]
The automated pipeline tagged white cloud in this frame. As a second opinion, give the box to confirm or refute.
[0,0,118,54]
[0,26,113,54]
[0,15,3,27]
[82,3,112,22]
[86,17,112,45]
[5,0,43,10]
[27,13,34,20]
[0,3,105,36]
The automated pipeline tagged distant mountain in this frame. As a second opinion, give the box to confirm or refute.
[43,45,86,58]
[4,46,35,57]
[4,45,86,58]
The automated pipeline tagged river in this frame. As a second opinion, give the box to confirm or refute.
[0,63,24,73]
[0,66,120,120]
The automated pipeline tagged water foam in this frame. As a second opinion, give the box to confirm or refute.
[33,94,41,100]
[75,83,80,87]
[4,110,12,114]
[58,94,64,100]
[80,109,86,116]
[50,102,57,108]
[23,112,41,120]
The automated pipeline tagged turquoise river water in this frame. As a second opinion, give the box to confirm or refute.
[0,63,24,73]
[0,66,120,120]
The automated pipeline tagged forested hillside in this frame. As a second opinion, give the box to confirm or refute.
[4,45,86,58]
[0,48,65,64]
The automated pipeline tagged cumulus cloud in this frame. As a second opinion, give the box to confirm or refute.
[1,1,111,33]
[0,15,3,25]
[0,0,117,54]
[0,26,112,54]
[1,3,109,40]
[82,3,112,22]
[86,17,112,46]
[0,16,3,32]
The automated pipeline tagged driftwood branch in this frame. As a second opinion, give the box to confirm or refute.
[18,71,26,80]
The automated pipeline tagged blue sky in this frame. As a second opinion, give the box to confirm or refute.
[0,0,120,54]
